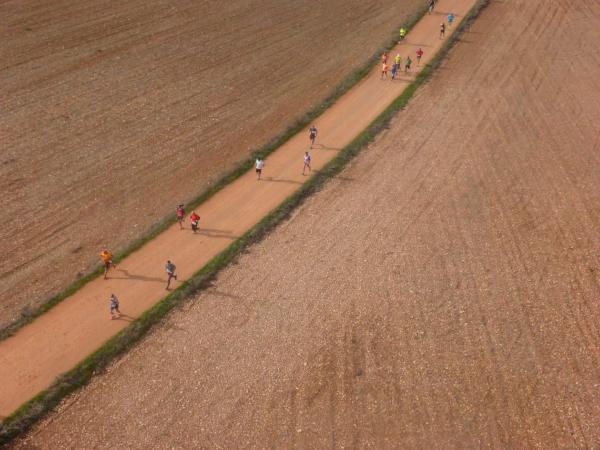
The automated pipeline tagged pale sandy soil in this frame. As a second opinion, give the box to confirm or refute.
[13,0,600,448]
[0,0,422,329]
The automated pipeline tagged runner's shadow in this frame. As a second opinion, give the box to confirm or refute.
[194,228,238,239]
[112,269,164,283]
[263,177,303,185]
[113,314,134,322]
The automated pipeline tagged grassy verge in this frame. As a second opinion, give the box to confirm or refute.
[0,0,490,445]
[0,6,429,343]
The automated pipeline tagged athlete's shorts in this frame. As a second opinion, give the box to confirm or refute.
[104,261,112,269]
[256,168,262,173]
[310,133,316,140]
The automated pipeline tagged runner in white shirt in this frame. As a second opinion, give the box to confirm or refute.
[255,158,265,180]
[302,151,311,176]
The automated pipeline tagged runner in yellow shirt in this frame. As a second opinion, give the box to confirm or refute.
[399,27,407,42]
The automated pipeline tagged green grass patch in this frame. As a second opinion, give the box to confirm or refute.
[0,0,490,445]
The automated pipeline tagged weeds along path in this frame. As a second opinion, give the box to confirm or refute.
[0,0,477,418]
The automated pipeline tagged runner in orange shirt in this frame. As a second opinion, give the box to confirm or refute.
[100,248,117,280]
[381,62,389,79]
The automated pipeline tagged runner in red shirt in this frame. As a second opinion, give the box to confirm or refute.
[381,51,388,65]
[190,211,200,233]
[416,48,424,66]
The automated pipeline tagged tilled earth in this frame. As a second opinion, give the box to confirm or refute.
[13,0,600,447]
[0,0,422,329]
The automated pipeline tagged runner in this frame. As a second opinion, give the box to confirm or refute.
[398,28,407,42]
[404,55,412,73]
[381,62,389,80]
[416,48,424,66]
[391,62,399,80]
[428,0,435,14]
[440,22,446,39]
[100,248,117,280]
[395,53,401,67]
[448,12,455,27]
[309,125,318,148]
[302,151,311,176]
[165,260,177,290]
[176,204,185,230]
[109,293,120,320]
[381,51,388,65]
[255,158,264,180]
[190,211,200,233]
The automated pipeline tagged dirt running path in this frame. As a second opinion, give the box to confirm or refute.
[0,0,424,329]
[0,0,476,418]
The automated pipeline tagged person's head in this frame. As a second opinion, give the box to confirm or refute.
[167,260,171,264]
[305,151,309,155]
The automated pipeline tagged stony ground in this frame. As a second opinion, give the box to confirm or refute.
[0,0,422,329]
[13,0,600,447]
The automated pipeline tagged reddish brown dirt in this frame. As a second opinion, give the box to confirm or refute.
[13,0,600,447]
[1,0,473,417]
[0,0,423,329]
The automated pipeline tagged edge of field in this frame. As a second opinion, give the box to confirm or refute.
[0,7,429,343]
[0,0,489,445]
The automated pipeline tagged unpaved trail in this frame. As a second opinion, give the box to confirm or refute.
[0,0,477,419]
[13,0,600,447]
[0,0,424,329]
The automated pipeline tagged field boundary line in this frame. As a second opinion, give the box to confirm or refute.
[0,0,490,445]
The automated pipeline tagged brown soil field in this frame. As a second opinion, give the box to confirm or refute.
[0,0,422,330]
[12,0,600,448]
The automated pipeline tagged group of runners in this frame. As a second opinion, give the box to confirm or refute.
[101,126,319,319]
[99,4,457,320]
[429,0,455,38]
[255,125,316,180]
[381,50,421,79]
[381,5,456,80]
[101,248,179,319]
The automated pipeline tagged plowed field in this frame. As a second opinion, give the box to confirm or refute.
[0,0,422,329]
[13,0,600,447]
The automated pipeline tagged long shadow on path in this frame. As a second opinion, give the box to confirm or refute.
[110,269,164,284]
